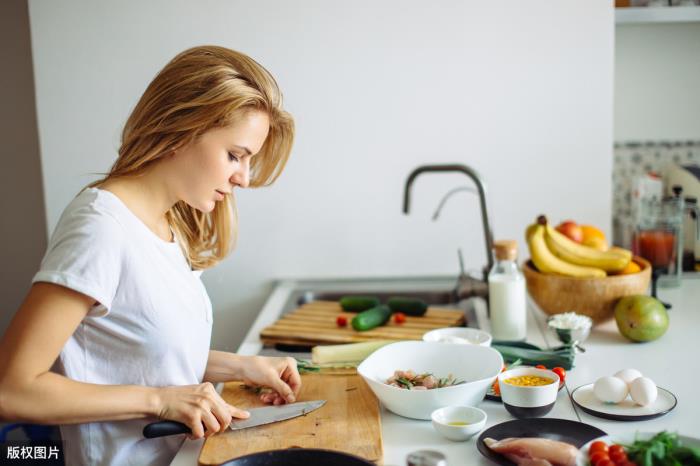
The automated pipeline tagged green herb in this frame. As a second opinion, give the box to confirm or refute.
[623,431,700,466]
[396,377,414,389]
[295,358,321,373]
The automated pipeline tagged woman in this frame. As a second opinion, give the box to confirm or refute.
[0,45,298,465]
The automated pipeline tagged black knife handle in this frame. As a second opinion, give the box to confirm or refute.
[143,421,192,438]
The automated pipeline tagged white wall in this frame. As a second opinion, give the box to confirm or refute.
[28,0,614,351]
[615,23,700,140]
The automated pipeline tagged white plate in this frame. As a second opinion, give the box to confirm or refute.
[575,432,700,466]
[571,383,677,421]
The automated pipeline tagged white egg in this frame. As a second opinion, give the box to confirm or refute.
[629,377,658,406]
[593,376,629,403]
[614,368,643,388]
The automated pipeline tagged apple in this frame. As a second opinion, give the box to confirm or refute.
[555,220,583,243]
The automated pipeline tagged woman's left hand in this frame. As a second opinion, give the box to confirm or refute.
[240,356,301,405]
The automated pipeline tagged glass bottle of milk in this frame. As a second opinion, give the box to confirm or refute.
[488,240,526,341]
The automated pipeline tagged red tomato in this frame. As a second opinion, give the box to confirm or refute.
[596,461,615,466]
[590,452,610,465]
[608,445,625,456]
[589,441,609,455]
[620,462,637,466]
[535,364,546,369]
[393,312,407,324]
[336,315,348,327]
[609,451,627,464]
[552,367,566,383]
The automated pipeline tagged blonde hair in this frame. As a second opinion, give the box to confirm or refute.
[92,45,294,269]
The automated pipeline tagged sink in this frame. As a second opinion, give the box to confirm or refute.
[254,276,489,355]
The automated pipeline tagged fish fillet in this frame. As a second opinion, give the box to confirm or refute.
[483,437,578,466]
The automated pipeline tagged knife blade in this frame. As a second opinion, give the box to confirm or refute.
[142,399,326,438]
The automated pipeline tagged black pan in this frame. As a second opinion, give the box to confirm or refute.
[220,448,375,466]
[476,418,606,466]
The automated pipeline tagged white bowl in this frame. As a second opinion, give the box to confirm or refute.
[431,406,487,441]
[498,367,560,419]
[357,341,503,420]
[422,327,492,347]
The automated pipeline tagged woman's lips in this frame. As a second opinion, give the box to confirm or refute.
[215,190,225,201]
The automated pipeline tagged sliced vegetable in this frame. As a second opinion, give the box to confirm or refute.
[386,297,428,316]
[311,340,396,364]
[351,304,392,331]
[339,296,380,312]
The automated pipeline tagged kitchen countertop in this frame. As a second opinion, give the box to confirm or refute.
[172,275,700,466]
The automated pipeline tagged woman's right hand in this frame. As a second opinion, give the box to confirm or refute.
[156,382,249,439]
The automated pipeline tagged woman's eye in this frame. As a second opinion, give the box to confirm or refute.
[228,152,240,162]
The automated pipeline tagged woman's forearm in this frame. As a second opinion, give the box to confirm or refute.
[0,371,160,425]
[203,350,247,383]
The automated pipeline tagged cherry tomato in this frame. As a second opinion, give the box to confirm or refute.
[589,441,609,455]
[393,312,407,324]
[608,445,625,456]
[609,451,627,464]
[336,315,348,327]
[535,364,546,369]
[596,460,615,466]
[552,367,566,383]
[590,452,610,465]
[620,461,637,466]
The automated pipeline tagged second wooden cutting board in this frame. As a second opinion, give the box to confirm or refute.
[198,374,383,465]
[260,300,465,346]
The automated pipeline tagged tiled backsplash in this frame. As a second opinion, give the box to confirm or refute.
[612,141,700,248]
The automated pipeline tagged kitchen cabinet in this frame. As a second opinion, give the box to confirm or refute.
[172,275,700,465]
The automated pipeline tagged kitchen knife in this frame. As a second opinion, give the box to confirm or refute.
[143,399,326,438]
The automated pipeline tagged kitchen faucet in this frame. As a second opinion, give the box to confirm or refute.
[402,164,494,300]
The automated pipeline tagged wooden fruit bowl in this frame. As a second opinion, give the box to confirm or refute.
[522,256,651,324]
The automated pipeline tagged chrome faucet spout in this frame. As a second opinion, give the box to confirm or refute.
[402,164,495,279]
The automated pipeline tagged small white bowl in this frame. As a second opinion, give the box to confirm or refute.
[422,327,492,347]
[498,367,560,419]
[546,314,592,344]
[431,406,487,441]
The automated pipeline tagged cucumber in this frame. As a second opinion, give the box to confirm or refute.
[387,297,428,316]
[351,305,392,331]
[339,296,380,312]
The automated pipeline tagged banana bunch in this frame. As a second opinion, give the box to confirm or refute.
[526,216,631,278]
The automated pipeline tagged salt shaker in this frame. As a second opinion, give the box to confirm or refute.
[406,450,447,466]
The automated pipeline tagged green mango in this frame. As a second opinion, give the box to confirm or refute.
[614,295,669,342]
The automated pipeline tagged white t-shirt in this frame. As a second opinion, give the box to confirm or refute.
[32,187,213,466]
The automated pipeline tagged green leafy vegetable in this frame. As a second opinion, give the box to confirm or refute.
[623,431,700,466]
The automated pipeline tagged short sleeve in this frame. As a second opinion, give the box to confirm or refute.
[33,204,124,317]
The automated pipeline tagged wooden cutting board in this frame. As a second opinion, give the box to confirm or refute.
[260,300,465,346]
[198,374,382,465]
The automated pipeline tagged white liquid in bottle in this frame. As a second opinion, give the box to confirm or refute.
[488,240,527,341]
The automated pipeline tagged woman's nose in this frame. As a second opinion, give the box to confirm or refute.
[231,161,250,188]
